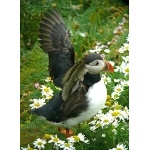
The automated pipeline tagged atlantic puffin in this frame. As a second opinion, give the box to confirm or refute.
[31,9,114,137]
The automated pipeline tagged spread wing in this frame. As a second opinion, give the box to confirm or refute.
[39,9,75,87]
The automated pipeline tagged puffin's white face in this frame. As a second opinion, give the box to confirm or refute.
[85,60,105,74]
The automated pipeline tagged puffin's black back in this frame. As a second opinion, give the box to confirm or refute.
[39,9,75,87]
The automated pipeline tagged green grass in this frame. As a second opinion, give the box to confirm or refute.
[20,0,129,149]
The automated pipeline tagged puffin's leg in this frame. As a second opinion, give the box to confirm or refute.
[57,128,73,137]
[66,128,73,137]
[58,127,62,132]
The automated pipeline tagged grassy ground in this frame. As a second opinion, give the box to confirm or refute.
[20,0,129,149]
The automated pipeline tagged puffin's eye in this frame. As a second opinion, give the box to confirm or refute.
[96,61,99,66]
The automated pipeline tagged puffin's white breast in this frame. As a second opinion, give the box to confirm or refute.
[64,79,107,128]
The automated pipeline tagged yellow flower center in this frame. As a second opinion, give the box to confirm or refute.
[34,102,40,107]
[107,95,111,100]
[37,142,42,146]
[53,137,59,142]
[73,136,80,141]
[116,148,122,150]
[114,94,119,98]
[65,143,70,147]
[105,101,111,106]
[47,77,52,80]
[111,111,120,116]
[103,119,109,123]
[48,95,52,99]
[104,78,108,82]
[44,87,50,92]
[43,134,51,140]
[96,123,101,128]
[27,148,33,150]
[115,104,122,109]
[116,88,121,92]
[125,68,129,73]
[125,46,129,50]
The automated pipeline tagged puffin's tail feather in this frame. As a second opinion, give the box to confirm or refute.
[30,93,64,122]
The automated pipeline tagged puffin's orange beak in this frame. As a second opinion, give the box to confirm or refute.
[103,61,114,72]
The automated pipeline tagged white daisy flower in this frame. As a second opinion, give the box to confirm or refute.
[88,120,97,125]
[107,41,113,45]
[116,143,128,150]
[59,142,75,150]
[42,93,53,100]
[45,77,53,82]
[21,144,37,150]
[100,44,108,49]
[104,49,110,53]
[114,79,121,83]
[112,102,122,110]
[41,85,54,99]
[67,133,89,144]
[48,135,65,149]
[89,43,108,54]
[33,138,47,150]
[89,125,98,131]
[79,32,86,37]
[111,91,121,100]
[95,42,101,46]
[121,107,129,120]
[109,109,121,118]
[29,98,46,109]
[126,34,129,42]
[95,45,103,51]
[99,113,114,127]
[109,148,116,150]
[120,80,129,86]
[112,128,117,135]
[119,110,129,121]
[89,49,101,53]
[102,133,106,137]
[114,66,121,72]
[123,43,129,51]
[55,86,62,91]
[102,74,111,85]
[120,62,129,76]
[118,46,125,53]
[114,84,124,93]
[41,85,53,95]
[124,106,129,114]
[122,17,127,23]
[119,22,124,26]
[113,26,123,34]
[112,120,119,128]
[122,56,129,63]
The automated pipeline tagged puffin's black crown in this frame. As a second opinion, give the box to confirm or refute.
[84,53,103,64]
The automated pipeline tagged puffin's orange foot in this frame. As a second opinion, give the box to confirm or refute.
[58,128,73,137]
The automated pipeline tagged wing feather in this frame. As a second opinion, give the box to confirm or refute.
[39,9,75,87]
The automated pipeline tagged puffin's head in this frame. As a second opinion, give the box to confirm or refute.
[84,53,114,74]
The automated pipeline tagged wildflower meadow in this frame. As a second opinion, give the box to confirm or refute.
[22,36,129,150]
[20,1,129,150]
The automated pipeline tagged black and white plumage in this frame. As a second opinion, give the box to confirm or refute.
[32,9,114,137]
